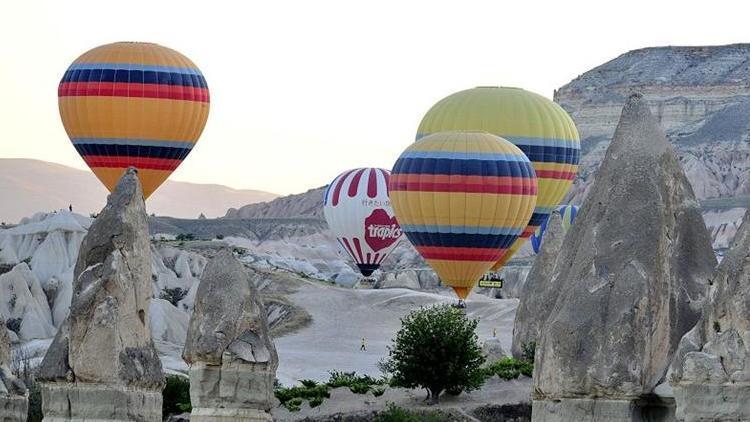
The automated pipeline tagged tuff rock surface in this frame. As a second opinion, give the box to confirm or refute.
[37,168,163,421]
[511,212,565,359]
[183,249,278,422]
[531,95,716,421]
[670,208,750,421]
[0,316,28,421]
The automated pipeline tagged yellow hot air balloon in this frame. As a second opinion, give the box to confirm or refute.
[58,42,210,198]
[416,87,580,270]
[389,131,537,301]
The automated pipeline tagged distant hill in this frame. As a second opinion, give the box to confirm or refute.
[225,186,326,219]
[0,158,278,223]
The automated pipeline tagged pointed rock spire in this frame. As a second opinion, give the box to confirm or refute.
[38,168,164,421]
[531,95,716,421]
[511,210,565,358]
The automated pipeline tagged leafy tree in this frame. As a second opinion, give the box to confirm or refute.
[382,304,486,404]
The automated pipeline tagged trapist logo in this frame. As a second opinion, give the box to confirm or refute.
[364,208,402,252]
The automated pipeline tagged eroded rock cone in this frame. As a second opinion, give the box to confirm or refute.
[511,211,565,359]
[37,168,163,421]
[670,208,750,421]
[183,249,278,422]
[0,316,28,421]
[531,95,716,422]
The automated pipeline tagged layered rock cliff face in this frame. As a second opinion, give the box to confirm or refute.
[557,44,750,213]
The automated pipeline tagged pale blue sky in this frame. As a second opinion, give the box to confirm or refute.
[1,0,748,195]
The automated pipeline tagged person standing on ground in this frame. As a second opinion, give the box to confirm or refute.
[360,337,367,352]
[69,204,73,212]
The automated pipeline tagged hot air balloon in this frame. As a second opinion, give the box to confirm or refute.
[58,42,210,198]
[323,168,403,277]
[389,131,537,302]
[416,87,580,271]
[529,204,578,254]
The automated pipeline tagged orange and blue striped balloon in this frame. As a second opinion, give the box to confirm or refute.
[389,131,537,300]
[417,87,579,271]
[58,42,210,198]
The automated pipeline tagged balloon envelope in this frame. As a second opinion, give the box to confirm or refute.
[530,204,578,254]
[323,168,402,277]
[389,131,537,299]
[58,42,210,198]
[416,87,580,270]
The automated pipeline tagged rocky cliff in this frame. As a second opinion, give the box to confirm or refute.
[557,44,750,212]
[225,187,326,219]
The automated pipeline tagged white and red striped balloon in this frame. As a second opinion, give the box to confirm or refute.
[323,168,403,276]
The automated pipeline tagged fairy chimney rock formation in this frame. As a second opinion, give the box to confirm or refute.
[670,207,750,421]
[183,249,278,422]
[511,211,565,359]
[0,316,28,421]
[531,95,716,421]
[37,168,164,421]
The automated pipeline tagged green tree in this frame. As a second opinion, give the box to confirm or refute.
[382,304,486,404]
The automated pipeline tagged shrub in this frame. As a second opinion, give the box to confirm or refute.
[309,395,324,408]
[375,403,452,422]
[349,382,370,394]
[300,379,318,388]
[216,234,225,240]
[486,357,534,380]
[285,397,304,412]
[160,287,189,306]
[6,317,22,334]
[327,370,383,389]
[372,386,386,397]
[382,304,486,403]
[521,341,536,363]
[275,383,330,410]
[162,375,192,417]
[176,233,195,242]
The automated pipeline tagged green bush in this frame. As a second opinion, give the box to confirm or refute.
[375,403,452,422]
[372,386,386,397]
[300,379,318,388]
[309,395,324,408]
[327,370,384,389]
[162,375,191,417]
[349,382,371,394]
[275,383,330,410]
[521,341,536,363]
[285,397,304,412]
[486,357,534,380]
[176,233,195,241]
[381,304,486,404]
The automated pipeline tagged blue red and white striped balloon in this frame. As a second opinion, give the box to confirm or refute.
[323,168,403,277]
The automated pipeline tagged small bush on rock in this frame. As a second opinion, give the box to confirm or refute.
[162,375,191,417]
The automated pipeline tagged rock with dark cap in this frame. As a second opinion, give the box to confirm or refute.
[37,168,163,421]
[511,211,565,359]
[670,208,750,421]
[531,95,716,421]
[183,249,278,422]
[0,316,28,421]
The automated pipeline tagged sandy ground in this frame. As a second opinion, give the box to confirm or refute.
[275,280,519,386]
